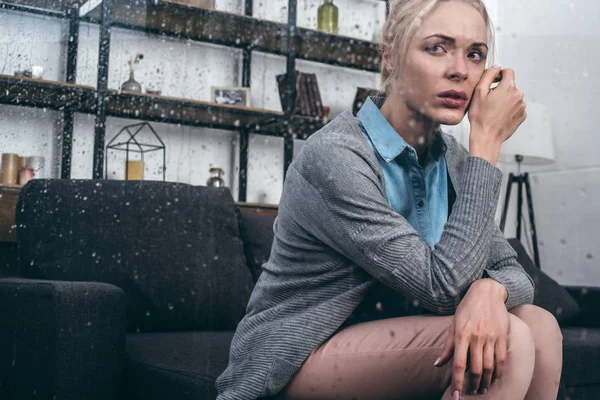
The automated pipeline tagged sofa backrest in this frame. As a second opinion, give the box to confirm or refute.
[16,179,254,333]
[236,208,277,283]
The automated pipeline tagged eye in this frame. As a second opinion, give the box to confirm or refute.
[426,44,445,53]
[468,51,485,62]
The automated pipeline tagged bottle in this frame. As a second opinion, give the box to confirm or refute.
[317,0,338,34]
[206,168,226,188]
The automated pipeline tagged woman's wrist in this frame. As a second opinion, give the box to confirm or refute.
[468,139,502,166]
[471,278,508,303]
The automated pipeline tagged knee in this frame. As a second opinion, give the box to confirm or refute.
[511,304,563,349]
[507,314,536,363]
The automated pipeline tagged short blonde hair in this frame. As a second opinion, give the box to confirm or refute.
[379,0,495,93]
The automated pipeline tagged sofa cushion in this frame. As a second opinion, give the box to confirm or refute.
[508,239,580,323]
[123,331,233,400]
[237,209,276,282]
[16,180,254,332]
[560,385,600,400]
[561,327,600,387]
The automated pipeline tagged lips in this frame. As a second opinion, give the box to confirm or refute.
[438,90,468,108]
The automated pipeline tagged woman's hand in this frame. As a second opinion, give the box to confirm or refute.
[434,279,510,399]
[468,66,527,165]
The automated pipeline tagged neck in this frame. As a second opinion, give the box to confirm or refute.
[379,91,439,160]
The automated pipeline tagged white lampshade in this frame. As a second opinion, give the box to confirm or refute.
[498,101,555,165]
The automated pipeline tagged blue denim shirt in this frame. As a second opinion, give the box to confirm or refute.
[357,97,449,248]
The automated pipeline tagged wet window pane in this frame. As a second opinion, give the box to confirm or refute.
[0,1,598,398]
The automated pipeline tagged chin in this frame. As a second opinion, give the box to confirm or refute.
[431,108,466,126]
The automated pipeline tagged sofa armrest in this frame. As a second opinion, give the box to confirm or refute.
[564,286,600,328]
[0,278,126,400]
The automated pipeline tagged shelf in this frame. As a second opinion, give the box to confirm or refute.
[0,75,325,138]
[1,1,380,74]
[0,0,74,16]
[84,0,381,72]
[0,75,96,112]
[107,90,324,138]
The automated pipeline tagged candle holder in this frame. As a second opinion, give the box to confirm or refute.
[105,122,166,181]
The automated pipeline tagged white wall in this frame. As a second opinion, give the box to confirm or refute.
[0,0,384,204]
[489,0,600,286]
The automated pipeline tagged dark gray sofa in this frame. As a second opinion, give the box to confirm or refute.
[0,179,598,399]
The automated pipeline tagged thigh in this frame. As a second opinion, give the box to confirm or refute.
[283,315,454,400]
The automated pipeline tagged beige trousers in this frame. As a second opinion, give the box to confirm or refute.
[283,305,562,400]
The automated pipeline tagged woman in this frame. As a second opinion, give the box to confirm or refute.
[217,0,563,399]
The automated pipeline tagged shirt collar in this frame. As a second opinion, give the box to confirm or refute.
[357,96,447,163]
[357,97,408,162]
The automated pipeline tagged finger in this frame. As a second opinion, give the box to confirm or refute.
[497,68,516,88]
[493,70,503,83]
[476,65,502,94]
[435,329,455,367]
[452,333,470,398]
[479,342,495,394]
[468,340,484,395]
[493,336,508,383]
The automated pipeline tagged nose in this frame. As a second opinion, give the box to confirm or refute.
[447,54,468,82]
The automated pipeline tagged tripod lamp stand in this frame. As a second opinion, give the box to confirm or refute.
[498,102,555,268]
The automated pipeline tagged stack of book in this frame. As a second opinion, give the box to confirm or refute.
[276,71,324,118]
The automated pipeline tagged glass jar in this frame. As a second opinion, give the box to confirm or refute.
[207,168,226,188]
[317,0,339,34]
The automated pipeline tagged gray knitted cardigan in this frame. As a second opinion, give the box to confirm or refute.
[216,110,534,400]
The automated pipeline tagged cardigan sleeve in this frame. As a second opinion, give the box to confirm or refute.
[282,132,505,314]
[483,223,535,309]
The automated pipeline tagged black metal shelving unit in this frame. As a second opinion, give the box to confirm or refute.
[0,0,385,201]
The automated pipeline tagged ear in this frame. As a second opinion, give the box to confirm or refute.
[381,42,395,73]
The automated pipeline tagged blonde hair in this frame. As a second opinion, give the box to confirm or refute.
[379,0,495,94]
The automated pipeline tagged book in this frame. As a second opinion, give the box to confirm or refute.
[276,71,312,116]
[299,73,311,117]
[308,73,324,118]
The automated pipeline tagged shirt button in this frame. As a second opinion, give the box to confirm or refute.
[417,200,425,207]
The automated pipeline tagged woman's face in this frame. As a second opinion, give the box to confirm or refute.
[390,1,489,125]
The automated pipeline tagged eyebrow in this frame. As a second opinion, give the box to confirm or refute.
[424,34,489,50]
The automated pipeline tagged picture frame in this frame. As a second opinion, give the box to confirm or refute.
[211,86,251,107]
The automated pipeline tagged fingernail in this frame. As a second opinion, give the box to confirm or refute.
[453,390,460,400]
[492,379,498,385]
[480,388,488,395]
[434,357,440,366]
[491,64,501,69]
[470,390,477,395]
